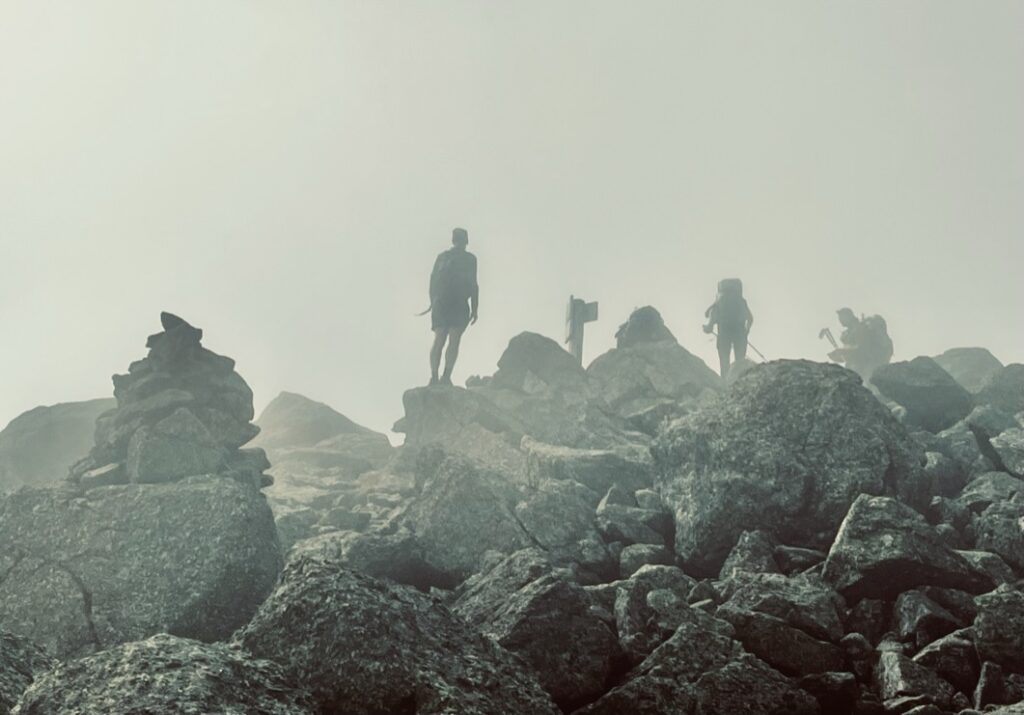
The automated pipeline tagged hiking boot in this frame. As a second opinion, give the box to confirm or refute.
[428,376,439,387]
[440,375,453,386]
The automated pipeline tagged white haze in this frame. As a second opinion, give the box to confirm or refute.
[1,1,1022,437]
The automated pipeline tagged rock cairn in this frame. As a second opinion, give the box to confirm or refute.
[69,312,270,490]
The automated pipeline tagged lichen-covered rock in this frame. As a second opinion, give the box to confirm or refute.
[1,632,51,715]
[974,587,1024,673]
[871,357,974,432]
[976,365,1024,417]
[234,556,559,715]
[912,630,978,695]
[523,437,653,496]
[0,476,281,658]
[992,428,1024,476]
[455,572,619,710]
[714,605,845,677]
[893,590,961,649]
[933,348,1004,394]
[0,399,114,493]
[719,530,780,580]
[575,606,819,715]
[974,500,1024,571]
[874,651,955,711]
[12,634,313,715]
[655,360,925,575]
[718,573,845,643]
[821,495,990,602]
[613,564,698,663]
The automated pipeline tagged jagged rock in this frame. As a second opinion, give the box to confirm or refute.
[252,391,381,452]
[400,451,534,582]
[126,408,227,483]
[894,590,961,649]
[976,365,1024,416]
[453,549,558,623]
[912,629,978,695]
[575,606,820,715]
[774,545,827,575]
[956,550,1017,586]
[992,428,1024,476]
[974,587,1024,673]
[958,472,1024,512]
[718,573,845,643]
[822,495,991,602]
[719,530,779,580]
[619,543,674,577]
[513,479,608,571]
[455,571,618,709]
[0,475,281,658]
[933,348,1004,394]
[524,437,653,495]
[587,309,719,413]
[872,357,974,432]
[715,605,845,676]
[875,651,955,710]
[919,586,978,623]
[975,661,1013,709]
[595,494,667,547]
[0,399,115,492]
[396,386,527,478]
[491,332,590,395]
[655,360,925,575]
[935,412,1004,477]
[613,564,698,662]
[234,556,559,715]
[974,500,1024,570]
[0,632,51,715]
[923,451,966,498]
[12,634,313,715]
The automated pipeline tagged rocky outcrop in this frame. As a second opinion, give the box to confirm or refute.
[976,364,1024,416]
[0,399,114,492]
[933,347,1004,394]
[12,634,313,715]
[871,356,975,432]
[68,312,269,490]
[1,632,51,715]
[0,476,281,658]
[587,307,719,416]
[234,555,560,715]
[655,360,925,575]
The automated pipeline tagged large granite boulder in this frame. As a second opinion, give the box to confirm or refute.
[821,495,990,602]
[252,391,379,453]
[490,331,590,395]
[234,555,559,715]
[0,399,114,492]
[587,307,719,414]
[575,606,819,715]
[977,364,1024,417]
[68,312,270,491]
[1,632,51,715]
[654,360,925,575]
[871,357,974,432]
[12,634,313,715]
[0,475,281,658]
[933,348,1004,394]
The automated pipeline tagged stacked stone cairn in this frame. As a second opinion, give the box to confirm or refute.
[69,312,271,491]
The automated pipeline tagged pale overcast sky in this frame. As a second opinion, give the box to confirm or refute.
[1,1,1022,436]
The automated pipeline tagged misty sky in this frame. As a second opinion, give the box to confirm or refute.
[1,1,1022,437]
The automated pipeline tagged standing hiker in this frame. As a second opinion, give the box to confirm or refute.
[427,227,479,386]
[828,307,893,380]
[703,278,754,379]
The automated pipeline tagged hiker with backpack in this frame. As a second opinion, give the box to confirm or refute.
[828,307,893,380]
[426,227,479,386]
[703,278,754,379]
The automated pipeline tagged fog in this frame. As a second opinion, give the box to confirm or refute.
[1,1,1021,436]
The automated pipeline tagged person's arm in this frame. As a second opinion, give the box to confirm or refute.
[429,254,441,305]
[469,254,479,323]
[703,302,717,333]
[745,302,754,333]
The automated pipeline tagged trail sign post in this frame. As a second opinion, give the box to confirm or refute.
[565,295,599,364]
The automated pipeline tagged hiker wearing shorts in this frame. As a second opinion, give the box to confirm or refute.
[428,228,479,386]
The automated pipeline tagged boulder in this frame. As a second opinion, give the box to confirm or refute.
[524,437,653,495]
[490,331,590,395]
[0,476,281,658]
[976,365,1024,416]
[587,308,719,413]
[0,632,51,715]
[893,590,961,649]
[455,572,619,710]
[717,573,845,643]
[874,651,955,710]
[912,630,979,695]
[958,472,1024,513]
[252,391,378,452]
[0,399,114,492]
[714,605,845,676]
[13,634,313,715]
[974,587,1024,673]
[513,479,605,567]
[619,543,674,577]
[575,606,820,715]
[452,549,559,625]
[612,564,698,662]
[871,357,974,432]
[719,530,780,580]
[974,500,1024,570]
[933,348,1004,394]
[655,360,925,575]
[400,451,534,581]
[821,495,990,602]
[992,428,1024,476]
[595,496,667,547]
[234,556,559,715]
[956,550,1017,587]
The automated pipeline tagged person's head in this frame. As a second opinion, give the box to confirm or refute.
[837,308,857,328]
[452,227,469,249]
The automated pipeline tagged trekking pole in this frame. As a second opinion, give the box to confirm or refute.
[709,330,767,362]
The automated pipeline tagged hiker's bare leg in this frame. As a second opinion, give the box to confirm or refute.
[717,336,731,379]
[442,326,466,383]
[430,329,449,383]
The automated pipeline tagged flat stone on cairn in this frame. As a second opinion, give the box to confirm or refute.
[69,312,270,490]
